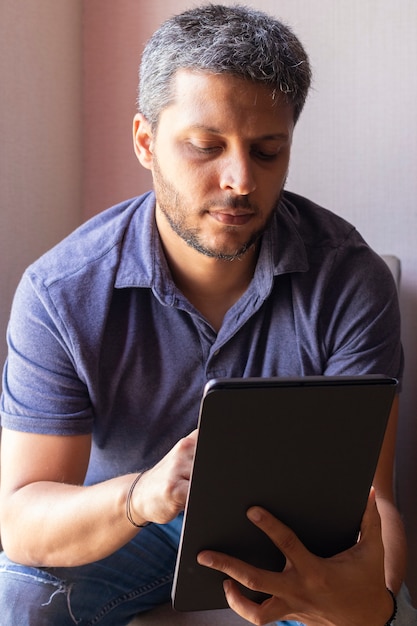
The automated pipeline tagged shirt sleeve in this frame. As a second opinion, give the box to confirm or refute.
[0,270,94,435]
[319,240,404,383]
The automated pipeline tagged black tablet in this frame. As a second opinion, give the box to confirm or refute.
[171,375,397,612]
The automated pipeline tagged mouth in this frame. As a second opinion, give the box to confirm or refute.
[208,209,254,226]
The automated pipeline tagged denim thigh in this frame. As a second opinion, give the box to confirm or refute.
[0,514,182,625]
[8,505,407,626]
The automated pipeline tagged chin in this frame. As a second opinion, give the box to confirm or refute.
[196,240,255,261]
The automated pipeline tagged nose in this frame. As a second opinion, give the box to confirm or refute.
[219,150,257,196]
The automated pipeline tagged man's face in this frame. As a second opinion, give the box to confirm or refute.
[138,70,294,261]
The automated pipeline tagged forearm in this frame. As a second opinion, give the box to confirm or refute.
[373,395,406,595]
[377,495,407,594]
[1,474,142,567]
[1,429,197,568]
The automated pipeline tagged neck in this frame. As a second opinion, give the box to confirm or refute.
[156,211,258,331]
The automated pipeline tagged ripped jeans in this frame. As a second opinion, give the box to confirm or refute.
[0,513,301,626]
[0,515,182,625]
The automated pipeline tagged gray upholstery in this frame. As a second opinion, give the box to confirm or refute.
[381,254,401,288]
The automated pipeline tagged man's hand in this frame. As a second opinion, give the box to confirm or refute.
[197,489,395,626]
[129,429,198,525]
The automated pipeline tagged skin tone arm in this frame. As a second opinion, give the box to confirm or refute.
[0,428,197,567]
[372,395,407,594]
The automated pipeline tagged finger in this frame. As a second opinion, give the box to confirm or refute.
[176,430,198,456]
[246,506,315,568]
[186,428,199,441]
[197,550,281,598]
[222,579,285,626]
[223,579,262,619]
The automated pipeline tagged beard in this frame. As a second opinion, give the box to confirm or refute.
[152,155,283,262]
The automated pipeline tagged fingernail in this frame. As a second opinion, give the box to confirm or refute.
[197,552,213,567]
[247,507,262,522]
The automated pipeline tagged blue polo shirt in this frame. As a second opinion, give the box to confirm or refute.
[0,191,403,485]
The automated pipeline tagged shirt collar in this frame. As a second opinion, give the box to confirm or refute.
[268,193,309,276]
[114,191,309,294]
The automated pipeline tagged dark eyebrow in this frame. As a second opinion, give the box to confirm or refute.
[187,124,290,142]
[258,133,290,142]
[186,124,224,135]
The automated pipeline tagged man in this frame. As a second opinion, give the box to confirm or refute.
[0,4,411,625]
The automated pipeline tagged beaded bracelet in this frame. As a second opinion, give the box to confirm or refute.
[126,473,150,528]
[384,588,397,626]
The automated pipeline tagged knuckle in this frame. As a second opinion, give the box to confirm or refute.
[240,571,263,592]
[278,528,298,553]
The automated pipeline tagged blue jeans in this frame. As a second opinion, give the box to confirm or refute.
[0,513,300,625]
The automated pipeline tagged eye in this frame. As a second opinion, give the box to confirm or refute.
[190,142,222,155]
[185,141,223,160]
[252,146,281,161]
[195,145,220,154]
[255,151,279,161]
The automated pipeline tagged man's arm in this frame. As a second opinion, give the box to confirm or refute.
[373,394,407,594]
[0,428,197,567]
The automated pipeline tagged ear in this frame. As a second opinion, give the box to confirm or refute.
[133,113,154,170]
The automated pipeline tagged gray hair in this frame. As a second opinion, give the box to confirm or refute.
[138,4,312,128]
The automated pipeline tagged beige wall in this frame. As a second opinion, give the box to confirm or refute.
[0,0,83,371]
[1,0,417,599]
[83,0,196,218]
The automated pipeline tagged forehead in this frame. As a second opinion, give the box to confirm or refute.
[157,69,295,136]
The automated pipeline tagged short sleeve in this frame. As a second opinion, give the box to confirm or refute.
[1,270,94,435]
